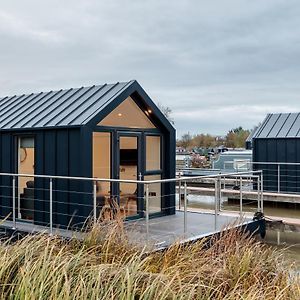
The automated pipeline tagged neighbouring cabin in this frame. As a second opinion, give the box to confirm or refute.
[252,112,300,193]
[0,80,176,228]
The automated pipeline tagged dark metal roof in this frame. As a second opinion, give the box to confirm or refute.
[0,81,134,130]
[253,113,300,139]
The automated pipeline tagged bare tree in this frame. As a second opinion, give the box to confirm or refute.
[157,103,175,125]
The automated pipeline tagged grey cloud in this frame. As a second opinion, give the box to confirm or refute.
[0,0,300,137]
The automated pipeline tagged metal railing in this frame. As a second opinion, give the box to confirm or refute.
[0,170,264,243]
[223,161,300,194]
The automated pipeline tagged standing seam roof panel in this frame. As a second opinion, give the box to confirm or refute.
[253,114,271,138]
[253,112,300,138]
[268,113,289,138]
[23,88,75,128]
[0,81,134,129]
[50,84,114,126]
[10,90,63,128]
[0,96,10,108]
[0,95,17,110]
[59,84,112,126]
[286,113,300,137]
[277,113,296,137]
[258,114,280,138]
[1,91,53,129]
[32,87,85,127]
[0,94,30,119]
[45,86,98,127]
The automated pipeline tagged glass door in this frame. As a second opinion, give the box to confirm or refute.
[117,133,142,218]
[17,136,35,221]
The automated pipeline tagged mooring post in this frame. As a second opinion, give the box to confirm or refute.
[49,178,53,235]
[12,176,16,229]
[239,176,243,217]
[145,183,150,242]
[93,180,97,223]
[277,164,280,193]
[277,230,281,246]
[184,181,187,237]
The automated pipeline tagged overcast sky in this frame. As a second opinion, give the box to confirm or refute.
[1,0,300,137]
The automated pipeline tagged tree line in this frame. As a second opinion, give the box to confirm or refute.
[177,127,251,149]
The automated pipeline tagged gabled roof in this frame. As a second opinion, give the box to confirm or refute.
[253,113,300,139]
[0,81,135,130]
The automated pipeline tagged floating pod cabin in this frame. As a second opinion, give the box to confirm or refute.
[0,80,176,228]
[252,112,300,193]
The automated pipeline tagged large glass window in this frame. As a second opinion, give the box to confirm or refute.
[93,132,111,196]
[146,135,161,171]
[98,97,156,129]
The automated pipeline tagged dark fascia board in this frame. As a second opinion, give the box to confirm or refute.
[87,80,176,134]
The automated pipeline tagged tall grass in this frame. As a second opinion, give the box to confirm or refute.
[0,218,298,299]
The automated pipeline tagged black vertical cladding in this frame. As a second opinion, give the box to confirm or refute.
[55,130,69,227]
[69,128,88,227]
[34,132,44,225]
[0,133,12,218]
[276,139,286,192]
[43,130,56,224]
[254,137,300,193]
[296,140,300,193]
[80,127,93,223]
[163,129,176,215]
[267,139,277,192]
[286,139,297,193]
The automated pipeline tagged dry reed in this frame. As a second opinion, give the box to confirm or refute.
[0,214,298,299]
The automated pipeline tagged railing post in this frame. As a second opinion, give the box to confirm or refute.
[17,177,21,219]
[214,178,218,230]
[277,164,280,193]
[145,183,149,242]
[239,176,243,217]
[93,180,97,223]
[178,174,181,210]
[49,178,53,235]
[257,176,261,212]
[260,173,264,213]
[12,176,16,229]
[184,181,187,237]
[218,175,221,212]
